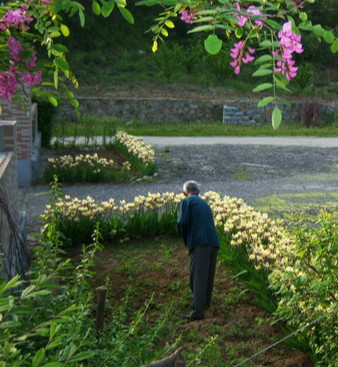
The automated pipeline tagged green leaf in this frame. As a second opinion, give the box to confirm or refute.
[253,69,272,77]
[92,1,101,15]
[313,24,325,37]
[204,34,222,55]
[299,12,307,21]
[257,97,274,107]
[48,96,58,107]
[235,27,243,38]
[70,99,80,108]
[324,31,334,44]
[119,7,134,24]
[187,24,213,34]
[265,19,282,30]
[52,44,68,54]
[54,58,69,72]
[60,24,70,37]
[255,54,273,64]
[272,107,282,129]
[101,1,115,17]
[331,39,338,53]
[41,363,64,367]
[32,348,45,367]
[252,83,273,92]
[79,9,85,27]
[260,40,272,47]
[54,70,58,89]
[68,351,96,363]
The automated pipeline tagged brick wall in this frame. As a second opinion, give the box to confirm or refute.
[0,96,32,161]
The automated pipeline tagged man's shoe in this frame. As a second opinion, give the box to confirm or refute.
[180,313,204,321]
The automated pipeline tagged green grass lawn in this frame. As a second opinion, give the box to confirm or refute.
[53,116,338,138]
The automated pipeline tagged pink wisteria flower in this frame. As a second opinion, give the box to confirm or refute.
[22,70,42,88]
[235,3,265,28]
[0,7,33,31]
[181,8,196,24]
[274,21,303,80]
[0,67,18,102]
[8,37,23,62]
[230,41,255,74]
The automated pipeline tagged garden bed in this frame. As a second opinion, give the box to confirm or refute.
[70,234,313,367]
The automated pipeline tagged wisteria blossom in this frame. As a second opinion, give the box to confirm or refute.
[0,7,33,31]
[0,68,18,102]
[235,2,265,27]
[0,7,41,101]
[230,41,255,74]
[274,21,303,80]
[180,8,196,24]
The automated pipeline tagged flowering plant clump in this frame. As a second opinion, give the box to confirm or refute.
[44,153,132,183]
[115,131,156,175]
[140,0,338,129]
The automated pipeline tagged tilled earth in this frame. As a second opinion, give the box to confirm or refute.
[21,144,338,233]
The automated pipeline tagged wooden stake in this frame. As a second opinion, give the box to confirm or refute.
[96,286,107,333]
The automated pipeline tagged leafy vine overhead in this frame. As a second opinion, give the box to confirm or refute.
[0,0,133,112]
[138,0,338,128]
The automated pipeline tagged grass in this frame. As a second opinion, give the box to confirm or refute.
[254,192,338,223]
[53,116,338,138]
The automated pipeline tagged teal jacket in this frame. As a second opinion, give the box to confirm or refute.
[177,194,220,252]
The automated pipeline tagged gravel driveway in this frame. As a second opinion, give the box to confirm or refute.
[21,142,338,233]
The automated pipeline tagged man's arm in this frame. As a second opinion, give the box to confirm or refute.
[177,199,190,246]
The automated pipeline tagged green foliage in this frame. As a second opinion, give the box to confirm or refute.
[205,48,233,84]
[32,94,56,148]
[269,212,338,366]
[295,63,313,90]
[153,43,182,81]
[0,211,176,367]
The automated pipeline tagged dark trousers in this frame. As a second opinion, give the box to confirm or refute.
[189,245,218,318]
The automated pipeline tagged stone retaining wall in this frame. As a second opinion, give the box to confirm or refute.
[55,97,338,124]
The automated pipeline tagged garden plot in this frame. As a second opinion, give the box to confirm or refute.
[42,131,156,184]
[88,235,312,367]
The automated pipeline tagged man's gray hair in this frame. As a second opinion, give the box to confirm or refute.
[183,180,200,194]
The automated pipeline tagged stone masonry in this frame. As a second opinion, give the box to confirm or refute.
[54,97,338,125]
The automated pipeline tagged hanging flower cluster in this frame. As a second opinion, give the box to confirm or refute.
[274,21,303,80]
[0,6,41,102]
[230,41,255,75]
[180,8,196,24]
[235,2,265,28]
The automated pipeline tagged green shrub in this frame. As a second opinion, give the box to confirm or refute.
[295,63,313,90]
[32,93,56,148]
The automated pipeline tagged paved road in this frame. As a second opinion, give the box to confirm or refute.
[22,137,338,232]
[51,136,338,148]
[143,136,338,148]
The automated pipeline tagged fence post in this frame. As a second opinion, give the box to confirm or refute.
[96,286,107,333]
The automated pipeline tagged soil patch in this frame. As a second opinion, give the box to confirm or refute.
[77,234,313,367]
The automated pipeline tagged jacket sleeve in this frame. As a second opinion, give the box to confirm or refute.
[177,199,189,246]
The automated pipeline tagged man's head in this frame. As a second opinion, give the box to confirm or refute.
[183,180,200,197]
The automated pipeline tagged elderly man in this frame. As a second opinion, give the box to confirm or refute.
[177,180,220,321]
